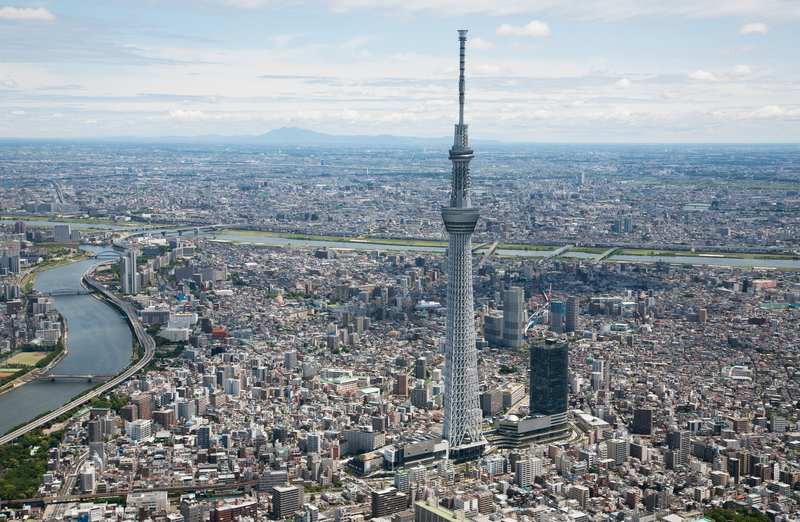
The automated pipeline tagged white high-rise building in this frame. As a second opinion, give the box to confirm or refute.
[128,419,152,441]
[307,432,322,454]
[440,29,486,462]
[502,287,525,348]
[80,462,96,493]
[120,249,141,294]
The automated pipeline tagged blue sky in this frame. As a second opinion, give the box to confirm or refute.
[0,0,798,142]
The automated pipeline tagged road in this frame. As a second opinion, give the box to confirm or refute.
[45,450,87,519]
[0,263,155,446]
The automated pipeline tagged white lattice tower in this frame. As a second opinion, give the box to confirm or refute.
[441,29,486,455]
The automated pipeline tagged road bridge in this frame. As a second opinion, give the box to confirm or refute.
[596,248,618,261]
[477,240,500,268]
[31,374,113,382]
[536,244,572,265]
[91,250,123,258]
[47,287,93,296]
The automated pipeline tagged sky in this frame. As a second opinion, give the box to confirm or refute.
[0,0,799,142]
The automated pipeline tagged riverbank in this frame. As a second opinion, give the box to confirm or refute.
[0,246,134,435]
[219,229,800,262]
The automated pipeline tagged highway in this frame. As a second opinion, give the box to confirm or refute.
[0,263,155,446]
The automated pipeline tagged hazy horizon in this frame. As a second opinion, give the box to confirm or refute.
[1,1,799,143]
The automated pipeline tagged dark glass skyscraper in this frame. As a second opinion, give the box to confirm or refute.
[529,338,569,419]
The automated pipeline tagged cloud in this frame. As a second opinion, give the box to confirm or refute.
[739,22,769,35]
[339,35,372,51]
[510,42,544,53]
[11,110,25,116]
[714,45,755,55]
[53,113,64,118]
[589,67,617,77]
[468,37,495,50]
[338,109,360,121]
[84,119,98,124]
[614,78,631,89]
[474,64,505,75]
[748,105,800,119]
[168,109,206,120]
[0,6,54,20]
[731,64,752,77]
[496,20,552,38]
[688,70,717,81]
[1,76,17,88]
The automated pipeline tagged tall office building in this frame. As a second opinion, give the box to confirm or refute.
[272,485,301,519]
[440,30,485,460]
[197,425,212,449]
[307,432,322,454]
[54,224,71,243]
[502,287,525,348]
[549,301,564,334]
[667,429,690,468]
[565,296,579,333]
[633,408,653,435]
[121,249,140,294]
[529,338,569,425]
[371,487,408,518]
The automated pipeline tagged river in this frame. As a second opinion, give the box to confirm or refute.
[0,246,132,434]
[199,232,800,270]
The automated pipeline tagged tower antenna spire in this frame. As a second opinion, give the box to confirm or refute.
[458,29,467,126]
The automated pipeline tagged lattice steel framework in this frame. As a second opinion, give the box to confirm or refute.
[441,30,486,456]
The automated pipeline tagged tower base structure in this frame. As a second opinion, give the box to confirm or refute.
[448,440,486,462]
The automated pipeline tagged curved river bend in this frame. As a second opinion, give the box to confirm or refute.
[0,246,132,434]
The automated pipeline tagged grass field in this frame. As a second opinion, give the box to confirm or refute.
[6,352,48,366]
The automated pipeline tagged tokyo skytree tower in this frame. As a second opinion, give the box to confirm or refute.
[441,30,486,460]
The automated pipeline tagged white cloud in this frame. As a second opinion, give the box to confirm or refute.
[748,105,800,119]
[338,109,360,121]
[614,78,631,89]
[1,76,17,88]
[474,64,504,75]
[11,110,25,116]
[468,37,495,50]
[0,6,54,20]
[434,66,457,76]
[339,35,372,51]
[714,44,755,55]
[53,113,64,118]
[84,119,98,124]
[731,64,752,77]
[510,42,544,53]
[496,20,552,38]
[589,67,617,77]
[168,109,207,120]
[688,70,717,81]
[739,22,769,35]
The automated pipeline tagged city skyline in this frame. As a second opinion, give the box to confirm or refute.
[0,1,798,142]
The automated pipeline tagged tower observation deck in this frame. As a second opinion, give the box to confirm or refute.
[441,29,486,461]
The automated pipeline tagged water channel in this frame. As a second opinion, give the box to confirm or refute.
[0,246,132,435]
[199,232,800,270]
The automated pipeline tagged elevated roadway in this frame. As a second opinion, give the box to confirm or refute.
[0,263,155,446]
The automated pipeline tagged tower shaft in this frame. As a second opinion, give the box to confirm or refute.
[441,30,485,459]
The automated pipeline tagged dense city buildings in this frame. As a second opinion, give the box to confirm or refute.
[2,78,800,522]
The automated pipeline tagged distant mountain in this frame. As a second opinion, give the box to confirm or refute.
[89,127,501,147]
[251,127,453,145]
